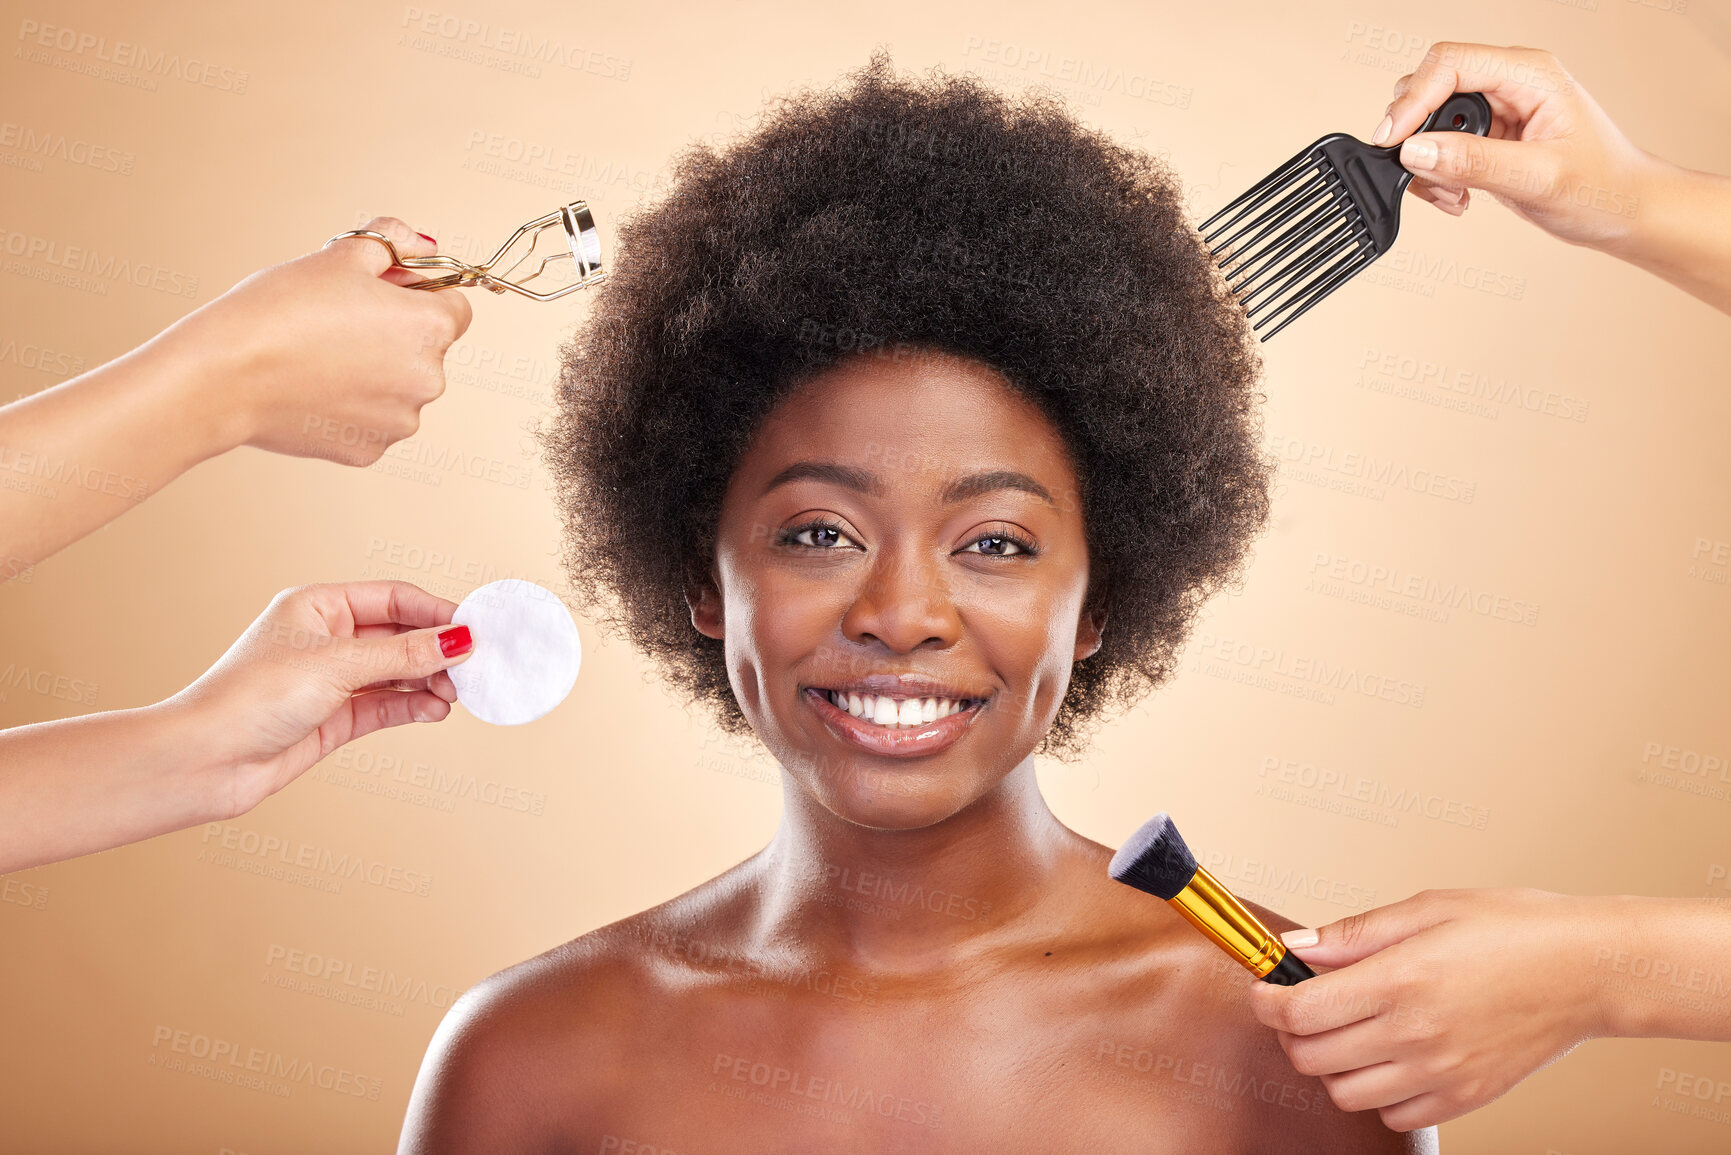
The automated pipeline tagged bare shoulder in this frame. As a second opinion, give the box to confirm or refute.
[397,865,762,1155]
[1079,845,1434,1153]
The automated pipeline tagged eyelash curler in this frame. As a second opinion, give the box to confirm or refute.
[324,200,606,300]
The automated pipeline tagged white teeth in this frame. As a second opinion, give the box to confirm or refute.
[822,689,977,728]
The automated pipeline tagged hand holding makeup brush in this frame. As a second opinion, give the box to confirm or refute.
[1381,41,1731,314]
[1247,887,1731,1131]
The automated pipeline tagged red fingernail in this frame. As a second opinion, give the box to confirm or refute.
[438,625,472,657]
[418,232,437,245]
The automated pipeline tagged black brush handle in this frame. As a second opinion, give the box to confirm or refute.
[1261,951,1317,986]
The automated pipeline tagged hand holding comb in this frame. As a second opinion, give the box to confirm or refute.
[1201,92,1492,340]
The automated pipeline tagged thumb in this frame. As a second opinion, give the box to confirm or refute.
[1279,891,1453,968]
[1399,131,1558,202]
[329,624,474,694]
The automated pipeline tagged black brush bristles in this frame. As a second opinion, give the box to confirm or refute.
[1199,91,1492,341]
[1108,811,1198,901]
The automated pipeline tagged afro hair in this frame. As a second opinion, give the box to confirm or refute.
[544,51,1271,760]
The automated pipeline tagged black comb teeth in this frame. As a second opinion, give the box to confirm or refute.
[1199,92,1492,341]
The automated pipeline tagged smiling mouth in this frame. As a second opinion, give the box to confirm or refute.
[812,688,987,728]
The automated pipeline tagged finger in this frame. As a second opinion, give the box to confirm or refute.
[1407,180,1465,206]
[328,623,474,694]
[429,669,457,703]
[326,216,433,277]
[1277,1016,1399,1078]
[355,621,418,641]
[422,283,474,342]
[317,580,460,632]
[1380,42,1565,145]
[345,687,454,743]
[382,266,436,289]
[1283,891,1457,968]
[1398,131,1557,202]
[367,216,438,259]
[352,676,436,694]
[1378,1090,1460,1132]
[1382,70,1526,148]
[1318,1061,1425,1114]
[1247,966,1382,1037]
[1407,181,1470,216]
[361,670,456,700]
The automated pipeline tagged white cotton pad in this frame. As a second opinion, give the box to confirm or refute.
[448,579,582,726]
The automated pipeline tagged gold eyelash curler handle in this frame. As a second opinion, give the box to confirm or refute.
[324,201,606,301]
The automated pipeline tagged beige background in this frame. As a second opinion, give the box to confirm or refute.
[2,0,1729,1151]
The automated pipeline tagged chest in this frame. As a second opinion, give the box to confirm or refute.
[568,979,1285,1154]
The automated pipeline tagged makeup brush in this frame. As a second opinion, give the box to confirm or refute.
[1200,91,1493,340]
[1109,812,1315,986]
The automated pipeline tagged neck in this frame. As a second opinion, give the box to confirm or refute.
[757,755,1077,973]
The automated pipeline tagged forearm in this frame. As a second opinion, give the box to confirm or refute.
[1589,894,1731,1041]
[0,699,228,873]
[0,323,242,576]
[1601,157,1731,317]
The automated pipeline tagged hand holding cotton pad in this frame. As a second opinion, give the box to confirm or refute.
[448,579,582,725]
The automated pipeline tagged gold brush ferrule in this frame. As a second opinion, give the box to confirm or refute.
[1168,866,1288,978]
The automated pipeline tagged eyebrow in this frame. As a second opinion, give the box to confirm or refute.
[762,460,1055,506]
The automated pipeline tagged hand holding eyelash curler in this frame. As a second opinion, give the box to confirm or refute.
[0,207,514,876]
[325,201,607,301]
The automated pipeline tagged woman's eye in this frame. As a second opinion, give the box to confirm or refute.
[781,521,857,549]
[960,534,1032,558]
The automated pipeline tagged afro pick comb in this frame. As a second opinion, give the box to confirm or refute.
[1200,91,1492,340]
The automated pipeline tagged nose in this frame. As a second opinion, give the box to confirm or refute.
[840,545,960,653]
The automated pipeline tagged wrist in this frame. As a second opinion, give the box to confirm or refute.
[1582,894,1691,1040]
[1581,894,1625,1038]
[138,295,260,461]
[1594,151,1688,268]
[145,692,247,825]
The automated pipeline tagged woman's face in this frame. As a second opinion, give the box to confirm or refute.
[689,349,1104,830]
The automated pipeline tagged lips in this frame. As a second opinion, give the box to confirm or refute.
[803,685,985,759]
